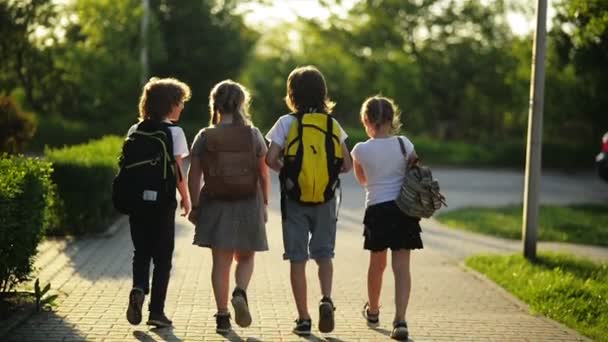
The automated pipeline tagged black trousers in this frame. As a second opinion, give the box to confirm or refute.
[129,208,175,314]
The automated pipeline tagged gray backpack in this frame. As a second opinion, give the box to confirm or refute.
[395,137,447,218]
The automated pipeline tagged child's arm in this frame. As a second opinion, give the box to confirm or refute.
[408,150,419,167]
[265,142,283,172]
[258,152,270,222]
[175,156,191,217]
[352,158,367,186]
[186,155,202,224]
[340,142,353,173]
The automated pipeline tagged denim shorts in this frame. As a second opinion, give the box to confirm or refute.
[281,197,337,262]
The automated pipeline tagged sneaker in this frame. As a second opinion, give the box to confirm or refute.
[293,318,312,336]
[391,321,409,341]
[215,312,232,334]
[126,288,145,325]
[146,311,173,328]
[231,287,252,328]
[362,302,379,326]
[318,296,335,333]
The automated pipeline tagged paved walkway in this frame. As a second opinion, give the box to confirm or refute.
[5,207,586,341]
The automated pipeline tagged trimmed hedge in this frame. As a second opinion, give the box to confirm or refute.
[0,154,58,292]
[45,136,123,235]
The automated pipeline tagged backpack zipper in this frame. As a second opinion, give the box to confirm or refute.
[125,158,159,169]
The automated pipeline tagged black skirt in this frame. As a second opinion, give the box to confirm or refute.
[363,200,424,251]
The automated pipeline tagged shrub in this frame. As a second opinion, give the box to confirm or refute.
[0,154,58,292]
[45,136,123,235]
[0,96,37,153]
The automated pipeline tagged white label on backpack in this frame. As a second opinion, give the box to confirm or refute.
[142,190,158,202]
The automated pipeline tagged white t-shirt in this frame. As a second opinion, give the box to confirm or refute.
[265,114,348,147]
[351,136,415,207]
[127,120,189,158]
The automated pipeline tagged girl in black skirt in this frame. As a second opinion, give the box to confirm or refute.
[350,96,423,341]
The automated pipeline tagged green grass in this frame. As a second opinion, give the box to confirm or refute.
[467,253,608,341]
[436,204,608,246]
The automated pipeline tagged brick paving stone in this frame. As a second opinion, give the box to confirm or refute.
[2,198,590,341]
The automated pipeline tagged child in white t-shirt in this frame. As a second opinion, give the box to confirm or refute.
[350,96,423,341]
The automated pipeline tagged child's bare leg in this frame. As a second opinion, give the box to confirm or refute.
[315,258,333,298]
[211,248,234,313]
[234,251,255,291]
[368,250,388,313]
[391,249,411,322]
[290,261,310,319]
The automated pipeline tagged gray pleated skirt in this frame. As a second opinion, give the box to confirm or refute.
[192,186,268,252]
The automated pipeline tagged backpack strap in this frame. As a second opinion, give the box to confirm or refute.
[291,113,305,200]
[397,136,419,167]
[397,136,406,156]
[324,114,342,221]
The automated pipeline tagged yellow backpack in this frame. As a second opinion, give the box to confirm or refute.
[280,112,343,204]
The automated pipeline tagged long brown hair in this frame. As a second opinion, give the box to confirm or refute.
[138,77,191,121]
[285,65,335,114]
[208,80,252,126]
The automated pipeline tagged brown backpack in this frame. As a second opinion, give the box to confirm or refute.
[200,125,258,200]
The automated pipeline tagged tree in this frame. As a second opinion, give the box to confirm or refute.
[0,0,64,115]
[548,0,608,143]
[0,95,36,153]
[150,0,258,124]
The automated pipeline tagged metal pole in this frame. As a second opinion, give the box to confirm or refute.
[522,0,547,260]
[140,0,149,86]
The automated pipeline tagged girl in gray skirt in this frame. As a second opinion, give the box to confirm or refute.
[187,80,270,334]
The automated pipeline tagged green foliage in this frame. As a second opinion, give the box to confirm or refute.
[33,278,57,311]
[0,0,64,115]
[467,253,608,341]
[0,154,58,292]
[149,0,258,124]
[44,136,123,235]
[27,114,127,152]
[0,95,37,153]
[548,0,608,143]
[241,0,605,167]
[345,127,594,168]
[436,204,608,246]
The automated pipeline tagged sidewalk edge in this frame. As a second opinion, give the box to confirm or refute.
[458,261,592,342]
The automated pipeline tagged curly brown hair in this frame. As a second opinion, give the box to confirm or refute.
[138,77,191,121]
[360,96,403,134]
[285,65,335,114]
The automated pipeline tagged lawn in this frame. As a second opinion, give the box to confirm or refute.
[436,204,608,246]
[467,253,608,342]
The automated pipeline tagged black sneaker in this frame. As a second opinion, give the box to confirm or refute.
[126,288,145,325]
[146,311,173,328]
[293,318,312,336]
[231,287,252,328]
[362,302,379,326]
[318,296,335,333]
[391,321,409,340]
[215,312,232,334]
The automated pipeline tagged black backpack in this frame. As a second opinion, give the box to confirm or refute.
[112,120,178,215]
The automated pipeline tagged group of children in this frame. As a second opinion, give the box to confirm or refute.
[123,66,423,341]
